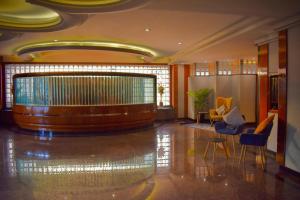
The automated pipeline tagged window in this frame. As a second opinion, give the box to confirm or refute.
[195,63,209,76]
[5,64,170,108]
[242,60,257,74]
[217,61,232,75]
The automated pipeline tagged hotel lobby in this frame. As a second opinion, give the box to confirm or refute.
[1,0,300,199]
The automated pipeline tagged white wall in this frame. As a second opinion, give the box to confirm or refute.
[239,75,256,122]
[269,39,279,75]
[267,112,278,152]
[216,76,232,99]
[267,39,279,152]
[285,24,300,173]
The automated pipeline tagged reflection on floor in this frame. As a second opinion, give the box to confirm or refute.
[0,123,300,200]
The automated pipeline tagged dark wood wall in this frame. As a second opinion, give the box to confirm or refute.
[257,44,269,122]
[184,64,190,118]
[277,30,288,166]
[171,64,178,117]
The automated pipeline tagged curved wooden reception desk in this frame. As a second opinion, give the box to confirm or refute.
[12,72,157,132]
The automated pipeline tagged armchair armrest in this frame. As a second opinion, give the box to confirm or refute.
[209,109,217,116]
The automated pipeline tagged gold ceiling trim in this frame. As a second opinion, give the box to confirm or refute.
[15,41,159,57]
[0,0,61,30]
[46,0,122,6]
[28,0,150,13]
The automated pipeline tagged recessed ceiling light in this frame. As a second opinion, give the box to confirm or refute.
[145,28,151,32]
[53,39,58,42]
[178,42,183,45]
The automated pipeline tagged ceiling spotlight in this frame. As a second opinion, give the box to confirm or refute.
[53,40,58,42]
[178,42,183,45]
[145,28,151,32]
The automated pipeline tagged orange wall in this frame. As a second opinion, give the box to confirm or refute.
[171,65,178,116]
[184,65,190,118]
[258,44,269,122]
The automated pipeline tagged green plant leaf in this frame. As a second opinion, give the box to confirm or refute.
[188,88,211,111]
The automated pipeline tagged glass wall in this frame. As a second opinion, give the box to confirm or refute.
[5,64,170,108]
[14,74,156,106]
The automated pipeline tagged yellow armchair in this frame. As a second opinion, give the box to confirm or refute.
[209,97,233,125]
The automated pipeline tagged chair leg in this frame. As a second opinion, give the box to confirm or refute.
[222,142,229,159]
[259,147,265,165]
[232,135,236,159]
[212,143,217,162]
[259,147,265,170]
[243,146,247,163]
[203,142,210,159]
[262,146,266,164]
[225,135,230,157]
[239,145,245,166]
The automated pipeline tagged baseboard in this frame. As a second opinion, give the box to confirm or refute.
[186,117,196,121]
[276,165,300,184]
[279,165,300,177]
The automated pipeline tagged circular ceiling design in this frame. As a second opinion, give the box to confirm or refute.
[47,0,122,6]
[0,0,61,30]
[28,0,150,13]
[15,41,159,57]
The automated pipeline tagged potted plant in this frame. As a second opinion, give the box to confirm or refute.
[188,88,212,122]
[158,84,164,107]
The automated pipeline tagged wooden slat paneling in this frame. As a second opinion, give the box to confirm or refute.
[277,30,288,165]
[257,44,269,122]
[13,104,156,132]
[259,75,269,122]
[279,30,288,69]
[171,65,178,117]
[184,64,190,118]
[258,44,269,68]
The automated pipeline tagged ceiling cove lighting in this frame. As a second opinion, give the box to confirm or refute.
[15,41,159,57]
[0,0,61,29]
[28,0,150,13]
[45,0,122,6]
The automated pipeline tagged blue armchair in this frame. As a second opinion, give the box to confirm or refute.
[215,121,245,158]
[239,122,273,169]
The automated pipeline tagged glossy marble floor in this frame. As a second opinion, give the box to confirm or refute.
[0,122,300,200]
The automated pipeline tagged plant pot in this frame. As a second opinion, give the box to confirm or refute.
[159,101,163,107]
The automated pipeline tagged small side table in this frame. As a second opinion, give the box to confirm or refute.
[203,137,229,162]
[196,111,208,123]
